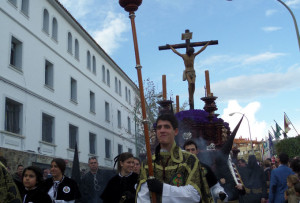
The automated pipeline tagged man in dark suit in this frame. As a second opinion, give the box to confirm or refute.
[269,153,294,203]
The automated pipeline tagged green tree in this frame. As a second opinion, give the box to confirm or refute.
[275,136,300,158]
[143,78,160,123]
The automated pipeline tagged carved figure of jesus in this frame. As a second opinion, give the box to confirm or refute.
[168,41,211,109]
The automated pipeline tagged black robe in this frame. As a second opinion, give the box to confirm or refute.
[21,187,52,203]
[214,154,245,201]
[41,176,81,201]
[100,173,138,203]
[239,155,267,203]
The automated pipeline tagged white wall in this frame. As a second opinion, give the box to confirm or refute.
[0,0,140,167]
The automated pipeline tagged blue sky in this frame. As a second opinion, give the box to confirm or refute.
[59,0,300,141]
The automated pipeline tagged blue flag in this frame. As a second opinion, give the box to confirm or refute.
[268,131,274,156]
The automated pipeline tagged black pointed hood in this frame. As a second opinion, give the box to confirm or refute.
[221,115,244,155]
[71,142,81,184]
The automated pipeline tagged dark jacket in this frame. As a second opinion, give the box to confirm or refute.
[100,173,138,203]
[21,187,52,203]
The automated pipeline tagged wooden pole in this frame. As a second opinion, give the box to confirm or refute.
[126,8,156,202]
[205,70,211,96]
[162,75,167,100]
[128,11,154,177]
[119,0,156,199]
[176,95,179,113]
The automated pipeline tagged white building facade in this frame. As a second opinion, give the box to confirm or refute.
[0,0,141,168]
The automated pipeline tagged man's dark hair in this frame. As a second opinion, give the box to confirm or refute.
[264,159,271,167]
[183,139,198,150]
[155,114,178,130]
[279,153,289,165]
[88,156,97,162]
[17,164,23,168]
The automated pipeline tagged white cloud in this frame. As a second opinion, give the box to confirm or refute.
[199,52,285,68]
[265,9,277,17]
[286,0,300,8]
[212,65,300,101]
[92,12,129,55]
[221,100,267,141]
[262,26,282,32]
[242,52,285,65]
[198,55,242,67]
[58,0,94,19]
[58,0,127,55]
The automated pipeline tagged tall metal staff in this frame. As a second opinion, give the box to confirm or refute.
[119,0,156,202]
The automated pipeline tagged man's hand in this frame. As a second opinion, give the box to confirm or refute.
[236,184,246,195]
[235,183,243,190]
[219,192,226,201]
[147,178,163,194]
[261,198,267,203]
[121,191,134,200]
[220,178,226,184]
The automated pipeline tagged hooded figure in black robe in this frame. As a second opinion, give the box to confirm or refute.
[213,116,246,202]
[239,155,267,203]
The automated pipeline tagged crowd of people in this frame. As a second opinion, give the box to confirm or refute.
[0,113,300,203]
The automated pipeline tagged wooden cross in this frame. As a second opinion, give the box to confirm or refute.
[158,29,218,110]
[158,29,218,52]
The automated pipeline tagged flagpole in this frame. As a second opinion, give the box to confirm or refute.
[271,126,279,140]
[284,112,300,136]
[268,131,273,139]
[274,120,284,130]
[270,128,275,139]
[271,126,276,138]
[274,120,287,139]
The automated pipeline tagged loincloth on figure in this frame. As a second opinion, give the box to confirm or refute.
[182,69,196,81]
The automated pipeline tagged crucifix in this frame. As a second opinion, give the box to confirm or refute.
[159,29,218,110]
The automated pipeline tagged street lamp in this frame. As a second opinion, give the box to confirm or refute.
[277,0,300,52]
[229,112,254,154]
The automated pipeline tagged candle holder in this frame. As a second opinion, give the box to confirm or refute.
[157,100,174,116]
[119,0,142,12]
[201,95,219,122]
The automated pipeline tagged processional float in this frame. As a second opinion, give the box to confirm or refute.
[119,0,244,201]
